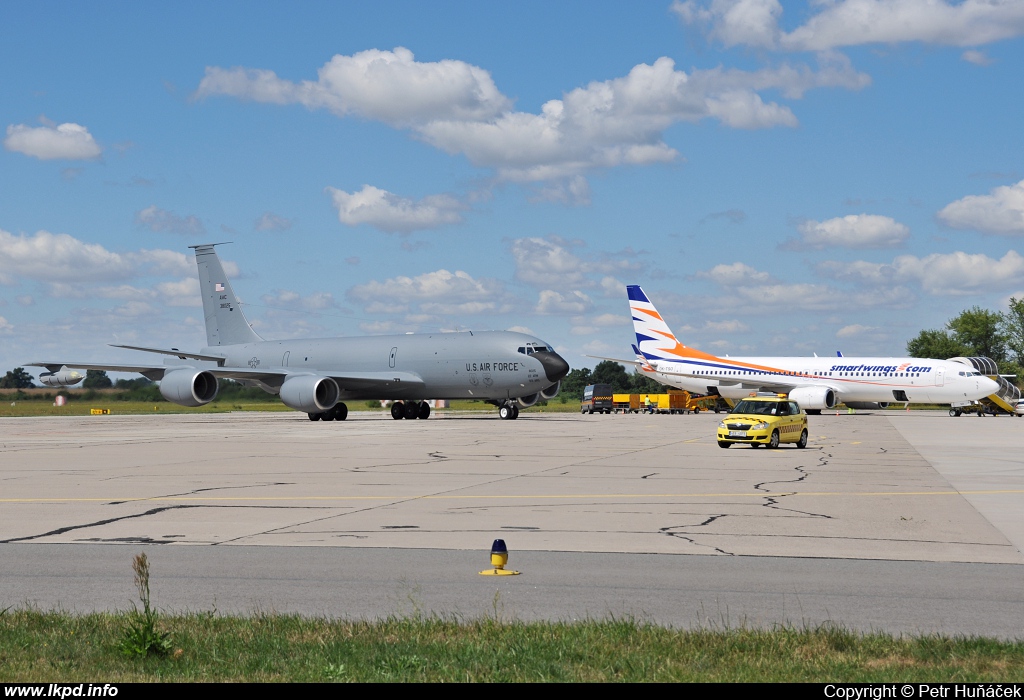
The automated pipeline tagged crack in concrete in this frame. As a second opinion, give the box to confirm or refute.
[659,515,734,555]
[108,481,294,505]
[752,451,832,520]
[0,504,335,544]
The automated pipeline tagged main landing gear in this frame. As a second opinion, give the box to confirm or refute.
[308,403,348,422]
[390,401,432,420]
[498,401,520,420]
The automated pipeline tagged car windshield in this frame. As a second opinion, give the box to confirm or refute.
[730,400,781,416]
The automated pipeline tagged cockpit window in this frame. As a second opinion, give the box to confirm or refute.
[518,344,551,355]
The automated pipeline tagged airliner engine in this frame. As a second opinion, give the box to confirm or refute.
[540,381,561,400]
[516,393,539,408]
[279,374,339,413]
[789,386,837,410]
[160,368,218,407]
[38,367,85,387]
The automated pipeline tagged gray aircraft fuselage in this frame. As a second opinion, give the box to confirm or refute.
[203,330,564,402]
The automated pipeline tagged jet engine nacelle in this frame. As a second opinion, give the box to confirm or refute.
[39,367,85,387]
[516,393,539,409]
[789,386,837,410]
[844,401,889,410]
[279,374,339,413]
[540,381,560,400]
[160,368,218,407]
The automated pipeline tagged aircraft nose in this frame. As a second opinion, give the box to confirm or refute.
[534,350,570,382]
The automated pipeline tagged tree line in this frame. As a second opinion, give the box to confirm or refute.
[905,298,1024,383]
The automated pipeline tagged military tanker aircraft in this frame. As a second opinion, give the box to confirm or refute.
[29,244,569,421]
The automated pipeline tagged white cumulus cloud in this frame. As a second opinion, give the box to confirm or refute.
[837,324,877,338]
[674,0,1024,51]
[197,48,867,191]
[348,269,508,316]
[697,261,772,285]
[0,230,237,301]
[819,250,1024,295]
[254,212,293,232]
[326,185,465,233]
[194,47,511,126]
[536,290,593,315]
[962,49,995,65]
[937,179,1024,235]
[135,205,206,236]
[4,122,102,160]
[791,214,910,249]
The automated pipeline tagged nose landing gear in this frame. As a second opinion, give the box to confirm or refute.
[498,401,520,420]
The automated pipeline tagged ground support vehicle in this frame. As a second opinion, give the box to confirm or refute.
[613,393,639,413]
[581,384,613,414]
[949,399,1017,417]
[613,391,715,414]
[717,396,809,449]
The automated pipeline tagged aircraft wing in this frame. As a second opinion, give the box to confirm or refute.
[26,361,425,391]
[647,365,841,393]
[26,361,170,380]
[206,367,426,391]
[109,344,228,364]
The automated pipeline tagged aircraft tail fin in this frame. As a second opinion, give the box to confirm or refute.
[190,243,263,347]
[626,285,716,362]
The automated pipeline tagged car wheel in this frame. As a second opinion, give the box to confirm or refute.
[949,408,958,417]
[693,407,700,414]
[769,430,780,449]
[718,441,731,448]
[797,429,808,449]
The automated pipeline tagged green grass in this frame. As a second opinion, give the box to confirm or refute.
[1,609,1022,682]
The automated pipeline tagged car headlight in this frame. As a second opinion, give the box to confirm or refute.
[718,421,727,429]
[751,421,769,430]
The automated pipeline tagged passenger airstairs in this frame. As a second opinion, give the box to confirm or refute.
[949,356,1020,413]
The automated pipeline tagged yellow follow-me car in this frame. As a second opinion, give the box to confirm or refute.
[717,395,808,449]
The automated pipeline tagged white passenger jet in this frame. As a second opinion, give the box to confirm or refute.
[619,285,1004,413]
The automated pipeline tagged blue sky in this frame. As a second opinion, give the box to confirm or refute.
[3,0,1024,377]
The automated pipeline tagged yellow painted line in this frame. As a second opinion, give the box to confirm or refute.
[4,489,1024,504]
